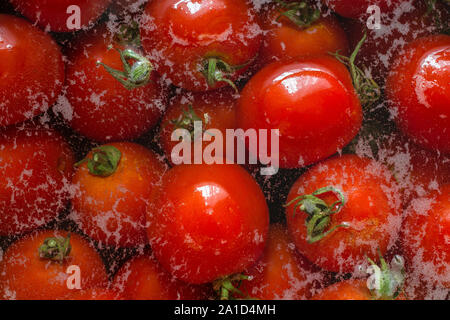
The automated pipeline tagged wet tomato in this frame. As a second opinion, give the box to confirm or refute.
[312,279,371,300]
[323,0,403,19]
[147,164,269,284]
[65,288,124,300]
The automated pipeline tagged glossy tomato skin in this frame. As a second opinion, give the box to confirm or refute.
[0,124,74,236]
[0,15,64,127]
[286,154,402,273]
[9,0,111,32]
[147,164,269,284]
[386,35,450,154]
[65,26,166,142]
[159,88,238,165]
[72,142,167,248]
[0,230,108,300]
[237,56,362,169]
[113,253,212,300]
[240,224,324,300]
[140,0,262,92]
[324,0,403,19]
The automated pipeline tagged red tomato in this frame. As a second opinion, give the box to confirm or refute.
[9,0,111,32]
[0,230,108,300]
[286,154,402,273]
[65,288,124,300]
[0,124,74,236]
[237,56,362,169]
[147,164,269,284]
[72,142,167,247]
[0,15,64,127]
[113,253,212,300]
[159,88,238,165]
[312,279,371,300]
[140,0,262,92]
[64,26,166,142]
[386,35,450,154]
[323,0,404,19]
[240,224,323,300]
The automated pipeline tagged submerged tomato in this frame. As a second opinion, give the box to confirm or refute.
[237,56,362,169]
[312,279,371,300]
[147,164,269,284]
[323,0,403,19]
[0,14,64,127]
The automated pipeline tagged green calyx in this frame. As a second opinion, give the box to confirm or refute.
[38,233,72,263]
[285,187,349,243]
[75,145,122,177]
[367,250,405,300]
[213,274,255,300]
[330,33,381,107]
[170,105,211,139]
[202,58,244,92]
[97,47,153,90]
[274,0,321,29]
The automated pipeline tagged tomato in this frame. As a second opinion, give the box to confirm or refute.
[240,224,323,300]
[0,124,74,236]
[386,35,450,154]
[65,288,124,300]
[9,0,111,32]
[312,279,371,300]
[286,154,402,273]
[258,2,349,66]
[113,252,212,300]
[401,185,450,290]
[72,142,167,247]
[64,26,166,142]
[0,14,64,127]
[140,0,262,92]
[110,0,148,16]
[147,164,269,284]
[323,0,404,19]
[237,56,362,169]
[159,88,238,165]
[0,230,108,300]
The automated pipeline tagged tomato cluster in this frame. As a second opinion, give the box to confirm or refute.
[0,0,449,300]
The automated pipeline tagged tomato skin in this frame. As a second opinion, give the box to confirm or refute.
[65,26,166,142]
[240,224,323,300]
[0,124,74,236]
[312,279,371,300]
[0,230,108,300]
[72,142,167,248]
[9,0,111,32]
[65,288,124,300]
[286,154,402,273]
[0,15,64,127]
[386,35,450,154]
[237,56,362,169]
[140,0,262,92]
[113,253,212,300]
[324,0,403,19]
[147,164,269,284]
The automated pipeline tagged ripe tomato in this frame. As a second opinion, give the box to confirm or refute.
[0,15,64,127]
[72,142,167,247]
[113,252,212,300]
[0,230,108,300]
[323,0,403,19]
[237,56,362,169]
[147,164,269,284]
[312,279,371,300]
[140,0,262,92]
[258,2,349,66]
[0,124,74,236]
[64,26,166,142]
[286,154,402,273]
[401,185,450,289]
[159,88,238,165]
[386,35,450,154]
[240,224,323,300]
[9,0,111,32]
[65,288,124,300]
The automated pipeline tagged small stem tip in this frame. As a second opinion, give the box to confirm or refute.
[75,145,122,177]
[202,58,244,93]
[274,0,321,28]
[38,233,72,263]
[213,274,254,300]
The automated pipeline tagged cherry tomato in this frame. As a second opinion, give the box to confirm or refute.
[0,124,74,236]
[65,288,124,300]
[323,0,403,19]
[159,88,238,165]
[312,279,371,300]
[0,230,108,300]
[9,0,111,32]
[240,224,323,300]
[386,35,450,154]
[0,14,64,127]
[140,0,262,92]
[64,26,166,142]
[113,252,212,300]
[147,164,269,284]
[237,56,362,169]
[72,142,167,247]
[286,154,402,273]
